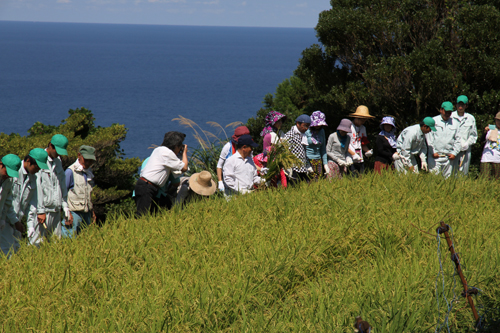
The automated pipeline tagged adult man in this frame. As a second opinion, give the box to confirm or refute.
[282,114,311,186]
[223,134,262,194]
[135,131,188,216]
[11,149,49,250]
[0,154,25,257]
[395,117,436,173]
[426,102,462,178]
[62,145,96,238]
[36,134,71,243]
[216,126,250,192]
[451,95,477,175]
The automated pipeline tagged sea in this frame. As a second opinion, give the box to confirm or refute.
[0,21,317,160]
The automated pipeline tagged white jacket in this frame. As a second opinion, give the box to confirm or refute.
[0,179,18,226]
[36,153,68,214]
[11,164,37,221]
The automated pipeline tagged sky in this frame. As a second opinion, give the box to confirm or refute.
[0,0,332,28]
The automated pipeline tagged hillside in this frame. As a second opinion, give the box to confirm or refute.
[1,172,499,332]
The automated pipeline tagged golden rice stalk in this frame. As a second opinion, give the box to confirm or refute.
[262,140,302,183]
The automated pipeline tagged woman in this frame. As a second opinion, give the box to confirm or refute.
[176,170,217,207]
[374,116,399,174]
[305,111,328,180]
[261,110,287,151]
[480,112,500,179]
[254,110,287,186]
[348,105,375,175]
[326,119,353,179]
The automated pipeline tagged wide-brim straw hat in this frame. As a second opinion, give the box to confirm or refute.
[349,105,375,119]
[189,171,216,196]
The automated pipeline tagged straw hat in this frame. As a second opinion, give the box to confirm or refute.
[189,171,216,196]
[349,105,375,119]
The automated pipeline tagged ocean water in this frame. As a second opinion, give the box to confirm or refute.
[0,21,317,159]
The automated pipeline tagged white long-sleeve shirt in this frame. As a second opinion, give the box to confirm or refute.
[223,151,261,194]
[426,115,461,157]
[396,124,427,162]
[451,111,477,148]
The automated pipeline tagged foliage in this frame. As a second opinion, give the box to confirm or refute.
[1,172,499,331]
[261,140,302,183]
[0,108,141,220]
[248,0,500,170]
[172,115,243,179]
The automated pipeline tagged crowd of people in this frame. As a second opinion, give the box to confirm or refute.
[0,135,96,257]
[1,94,498,256]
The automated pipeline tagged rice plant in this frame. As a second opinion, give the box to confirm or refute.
[1,172,500,332]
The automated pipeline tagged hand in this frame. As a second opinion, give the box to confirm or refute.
[183,144,188,153]
[324,164,330,174]
[364,149,373,158]
[448,154,456,160]
[337,160,346,167]
[345,157,353,167]
[432,153,439,158]
[392,152,400,161]
[64,208,74,225]
[485,126,491,131]
[260,167,269,175]
[218,181,225,192]
[352,154,361,162]
[421,161,428,171]
[92,211,97,223]
[461,141,469,151]
[307,166,314,174]
[14,221,25,234]
[37,213,46,225]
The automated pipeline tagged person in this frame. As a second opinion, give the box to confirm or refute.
[36,134,71,243]
[135,131,188,216]
[11,149,49,249]
[426,101,461,178]
[348,105,374,175]
[374,116,398,174]
[175,170,217,207]
[62,145,96,238]
[451,95,477,176]
[326,119,353,179]
[305,111,328,180]
[0,154,25,257]
[479,111,500,179]
[395,117,435,173]
[254,111,286,185]
[223,135,262,194]
[216,126,251,192]
[282,114,311,186]
[261,111,287,152]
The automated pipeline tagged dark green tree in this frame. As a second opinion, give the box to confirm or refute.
[0,108,141,220]
[248,0,500,166]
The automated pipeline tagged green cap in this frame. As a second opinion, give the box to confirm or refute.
[423,117,437,132]
[51,134,69,156]
[441,101,454,111]
[29,148,49,170]
[2,154,21,178]
[457,95,468,104]
[79,145,96,161]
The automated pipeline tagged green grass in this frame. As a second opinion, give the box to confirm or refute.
[1,172,500,332]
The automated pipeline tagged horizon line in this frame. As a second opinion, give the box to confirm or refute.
[0,19,317,30]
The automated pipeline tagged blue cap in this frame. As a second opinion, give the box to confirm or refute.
[295,114,311,124]
[237,134,258,148]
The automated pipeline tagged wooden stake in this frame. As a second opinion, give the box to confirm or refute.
[436,221,480,327]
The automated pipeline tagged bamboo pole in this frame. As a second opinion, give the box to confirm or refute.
[436,221,480,327]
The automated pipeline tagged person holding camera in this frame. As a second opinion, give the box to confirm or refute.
[135,131,188,217]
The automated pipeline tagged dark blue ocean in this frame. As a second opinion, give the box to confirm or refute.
[0,21,317,159]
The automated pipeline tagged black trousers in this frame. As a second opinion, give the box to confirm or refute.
[134,179,172,217]
[287,171,310,187]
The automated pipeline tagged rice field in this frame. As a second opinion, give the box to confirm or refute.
[1,172,499,332]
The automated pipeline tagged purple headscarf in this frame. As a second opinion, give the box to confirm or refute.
[260,111,287,137]
[379,116,397,148]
